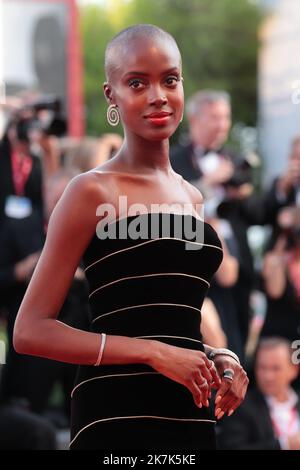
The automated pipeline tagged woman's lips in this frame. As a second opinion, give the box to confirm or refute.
[144,112,172,126]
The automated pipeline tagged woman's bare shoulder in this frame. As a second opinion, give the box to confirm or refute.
[59,170,119,209]
[46,170,118,238]
[173,171,203,206]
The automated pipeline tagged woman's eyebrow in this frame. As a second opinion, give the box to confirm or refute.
[123,67,180,78]
[123,71,148,78]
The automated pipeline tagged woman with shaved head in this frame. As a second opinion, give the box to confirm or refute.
[13,25,248,450]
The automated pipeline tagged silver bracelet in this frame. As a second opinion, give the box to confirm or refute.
[94,333,107,366]
[208,348,240,365]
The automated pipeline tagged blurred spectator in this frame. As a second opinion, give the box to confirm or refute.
[171,90,264,353]
[201,297,227,348]
[260,207,300,342]
[0,168,90,420]
[0,96,67,227]
[170,90,257,207]
[171,90,235,192]
[0,114,44,226]
[219,338,300,450]
[264,136,300,248]
[208,217,239,288]
[62,133,123,173]
[30,96,66,176]
[0,398,56,450]
[206,217,244,361]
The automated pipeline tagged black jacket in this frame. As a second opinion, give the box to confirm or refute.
[218,389,300,450]
[0,136,43,226]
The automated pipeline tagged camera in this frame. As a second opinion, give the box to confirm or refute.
[12,95,66,143]
[28,95,67,137]
[222,158,252,188]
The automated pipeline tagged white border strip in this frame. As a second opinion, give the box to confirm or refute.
[70,415,216,448]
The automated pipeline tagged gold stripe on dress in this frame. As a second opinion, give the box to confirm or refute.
[92,302,202,324]
[89,272,210,299]
[70,415,216,448]
[85,237,222,272]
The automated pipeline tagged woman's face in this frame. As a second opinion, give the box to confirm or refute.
[104,37,184,142]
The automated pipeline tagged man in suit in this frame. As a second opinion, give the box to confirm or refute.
[171,89,235,189]
[171,90,264,354]
[219,337,300,450]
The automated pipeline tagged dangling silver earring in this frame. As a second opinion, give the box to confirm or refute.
[180,112,184,123]
[107,104,120,126]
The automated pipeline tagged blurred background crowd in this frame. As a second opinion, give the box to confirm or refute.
[1,0,300,450]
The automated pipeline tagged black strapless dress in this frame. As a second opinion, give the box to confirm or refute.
[70,213,223,450]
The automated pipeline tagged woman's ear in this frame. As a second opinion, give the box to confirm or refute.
[103,82,114,104]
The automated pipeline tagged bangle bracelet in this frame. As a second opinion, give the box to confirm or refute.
[208,348,240,365]
[94,333,107,366]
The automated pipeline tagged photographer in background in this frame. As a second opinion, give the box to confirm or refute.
[31,96,66,176]
[261,206,300,343]
[0,96,66,226]
[0,111,43,225]
[264,136,300,248]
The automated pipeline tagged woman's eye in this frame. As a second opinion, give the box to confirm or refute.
[128,79,145,89]
[165,76,179,86]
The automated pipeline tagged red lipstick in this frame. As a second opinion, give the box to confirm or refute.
[144,111,172,126]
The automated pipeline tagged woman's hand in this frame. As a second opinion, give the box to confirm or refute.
[149,341,221,409]
[212,355,249,419]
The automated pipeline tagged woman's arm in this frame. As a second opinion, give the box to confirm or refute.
[201,298,227,348]
[215,239,238,288]
[207,217,238,288]
[13,172,109,363]
[13,173,159,366]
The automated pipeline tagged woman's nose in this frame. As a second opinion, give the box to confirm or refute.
[148,87,168,106]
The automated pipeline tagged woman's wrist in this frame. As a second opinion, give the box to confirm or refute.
[146,340,167,369]
[205,346,240,365]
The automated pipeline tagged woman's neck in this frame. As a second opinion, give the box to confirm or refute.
[116,133,172,175]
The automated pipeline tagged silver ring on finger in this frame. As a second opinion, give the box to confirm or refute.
[222,368,234,381]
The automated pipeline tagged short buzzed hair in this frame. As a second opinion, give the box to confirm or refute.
[186,90,231,118]
[105,24,181,81]
[256,337,293,360]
